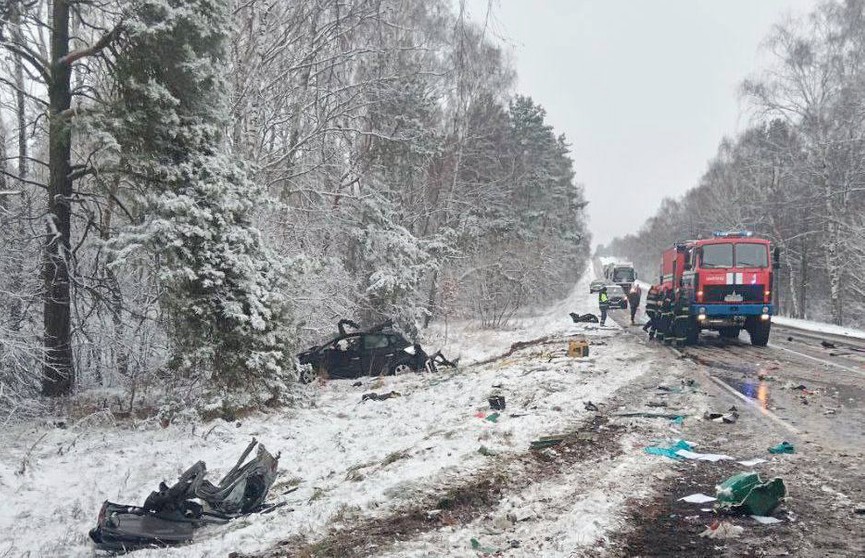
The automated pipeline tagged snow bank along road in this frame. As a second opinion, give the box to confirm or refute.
[2,269,864,557]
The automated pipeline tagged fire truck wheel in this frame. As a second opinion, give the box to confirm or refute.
[748,320,771,347]
[718,327,741,339]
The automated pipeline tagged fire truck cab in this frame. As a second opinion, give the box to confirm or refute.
[656,231,776,346]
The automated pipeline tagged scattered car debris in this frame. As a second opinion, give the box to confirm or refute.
[716,472,786,516]
[568,339,590,357]
[737,458,767,467]
[679,493,717,504]
[700,520,744,539]
[821,340,836,349]
[488,395,506,410]
[704,406,738,424]
[89,439,279,552]
[853,503,865,515]
[570,312,599,323]
[613,411,684,420]
[751,515,783,524]
[361,391,401,402]
[646,401,667,408]
[297,319,456,382]
[768,441,795,454]
[584,401,599,412]
[470,537,499,554]
[485,412,500,423]
[644,439,693,460]
[530,435,567,450]
[676,449,733,462]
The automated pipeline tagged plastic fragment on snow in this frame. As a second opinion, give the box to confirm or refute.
[751,515,782,524]
[671,415,685,426]
[675,449,733,462]
[644,439,693,460]
[737,458,767,467]
[530,435,567,450]
[716,472,787,516]
[474,411,487,419]
[488,396,506,410]
[470,537,498,554]
[679,493,717,504]
[478,446,498,457]
[361,391,400,402]
[700,520,743,539]
[614,411,684,420]
[768,441,795,454]
[485,412,500,423]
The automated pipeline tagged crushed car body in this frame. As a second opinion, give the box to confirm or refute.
[89,439,278,552]
[296,319,457,382]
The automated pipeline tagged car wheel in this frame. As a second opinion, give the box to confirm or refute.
[391,361,415,376]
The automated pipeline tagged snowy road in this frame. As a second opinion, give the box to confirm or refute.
[604,307,865,557]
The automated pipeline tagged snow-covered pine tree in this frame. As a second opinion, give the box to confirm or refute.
[108,0,292,391]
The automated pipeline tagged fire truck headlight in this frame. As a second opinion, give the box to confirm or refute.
[697,314,706,321]
[761,314,770,321]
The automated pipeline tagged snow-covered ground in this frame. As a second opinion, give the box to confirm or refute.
[0,269,657,558]
[771,315,865,340]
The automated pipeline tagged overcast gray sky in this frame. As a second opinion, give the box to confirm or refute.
[465,0,820,247]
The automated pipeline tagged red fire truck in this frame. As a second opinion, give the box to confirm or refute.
[652,231,778,346]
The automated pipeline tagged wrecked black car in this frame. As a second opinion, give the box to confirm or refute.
[89,439,278,552]
[296,319,456,382]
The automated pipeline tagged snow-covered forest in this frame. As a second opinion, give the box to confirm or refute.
[0,0,590,417]
[600,0,865,327]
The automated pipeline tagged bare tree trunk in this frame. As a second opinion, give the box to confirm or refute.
[799,237,808,319]
[822,169,843,325]
[7,0,28,333]
[42,0,75,396]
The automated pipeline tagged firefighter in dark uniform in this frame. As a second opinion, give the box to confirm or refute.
[656,288,674,343]
[643,285,660,339]
[671,288,690,346]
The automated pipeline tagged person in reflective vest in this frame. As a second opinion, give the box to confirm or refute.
[598,286,610,326]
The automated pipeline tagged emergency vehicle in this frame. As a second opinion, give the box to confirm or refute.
[604,262,637,293]
[653,231,778,346]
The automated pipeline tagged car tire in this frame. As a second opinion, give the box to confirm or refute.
[390,361,416,376]
[748,320,771,347]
